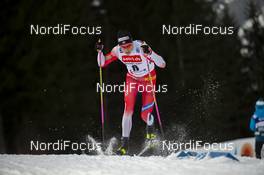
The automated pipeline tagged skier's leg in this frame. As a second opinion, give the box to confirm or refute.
[141,79,156,140]
[141,91,154,123]
[122,107,132,138]
[122,76,138,138]
[255,140,264,159]
[117,75,138,155]
[141,78,156,123]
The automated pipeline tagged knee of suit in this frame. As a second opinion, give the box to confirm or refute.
[141,111,148,123]
[123,112,133,118]
[141,102,155,122]
[123,103,134,116]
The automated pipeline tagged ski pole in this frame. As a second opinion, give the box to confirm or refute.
[97,39,105,147]
[144,54,165,138]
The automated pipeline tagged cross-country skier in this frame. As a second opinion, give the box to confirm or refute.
[95,30,166,155]
[250,98,264,159]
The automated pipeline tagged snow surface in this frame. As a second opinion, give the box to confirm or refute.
[0,154,263,175]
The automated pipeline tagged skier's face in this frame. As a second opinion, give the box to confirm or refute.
[120,42,133,54]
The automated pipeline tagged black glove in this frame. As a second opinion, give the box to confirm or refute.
[141,43,151,54]
[95,39,104,51]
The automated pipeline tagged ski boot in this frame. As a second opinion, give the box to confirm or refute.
[138,123,157,156]
[146,114,157,142]
[144,114,158,155]
[146,123,157,147]
[116,137,129,155]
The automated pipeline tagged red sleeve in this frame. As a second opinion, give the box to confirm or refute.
[102,52,118,67]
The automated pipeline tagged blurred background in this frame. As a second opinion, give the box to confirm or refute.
[0,0,263,154]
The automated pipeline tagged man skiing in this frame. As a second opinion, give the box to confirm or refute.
[250,98,264,159]
[96,30,166,155]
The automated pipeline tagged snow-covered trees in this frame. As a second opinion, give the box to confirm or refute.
[238,1,264,93]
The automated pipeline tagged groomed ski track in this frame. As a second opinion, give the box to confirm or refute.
[0,154,263,175]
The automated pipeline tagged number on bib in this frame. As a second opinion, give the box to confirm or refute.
[132,65,139,72]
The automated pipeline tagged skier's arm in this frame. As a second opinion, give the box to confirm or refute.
[141,42,166,68]
[96,40,118,67]
[249,114,257,132]
[97,51,118,67]
[148,51,166,68]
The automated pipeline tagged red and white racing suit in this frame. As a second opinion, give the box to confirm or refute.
[97,40,165,138]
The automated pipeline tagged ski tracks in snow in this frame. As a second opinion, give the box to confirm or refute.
[0,154,263,175]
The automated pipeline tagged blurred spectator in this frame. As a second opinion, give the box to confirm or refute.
[250,98,264,159]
